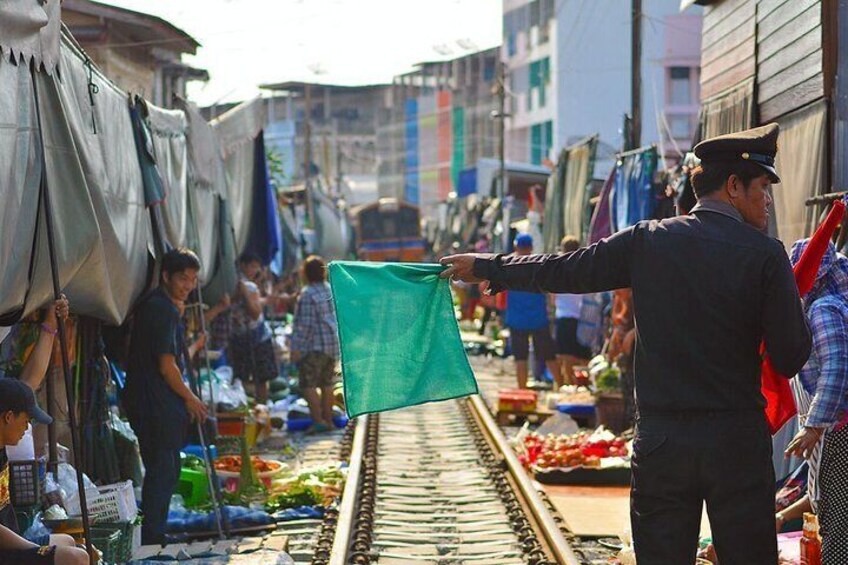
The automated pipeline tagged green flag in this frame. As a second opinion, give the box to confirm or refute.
[329,261,478,418]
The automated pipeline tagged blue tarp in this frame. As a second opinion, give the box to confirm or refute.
[404,99,419,204]
[457,167,477,197]
[610,147,657,232]
[245,132,281,269]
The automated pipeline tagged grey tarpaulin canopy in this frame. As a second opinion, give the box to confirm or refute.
[177,97,226,284]
[175,97,238,304]
[210,97,265,256]
[0,30,151,325]
[33,33,152,324]
[146,103,190,249]
[0,50,42,322]
[0,0,61,75]
[542,135,598,250]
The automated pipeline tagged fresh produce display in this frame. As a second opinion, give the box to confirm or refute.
[517,428,630,471]
[265,464,346,513]
[214,456,285,475]
[555,386,595,405]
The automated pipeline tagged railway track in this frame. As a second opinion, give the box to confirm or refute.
[323,396,583,565]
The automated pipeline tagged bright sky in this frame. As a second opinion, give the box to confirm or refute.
[103,0,502,106]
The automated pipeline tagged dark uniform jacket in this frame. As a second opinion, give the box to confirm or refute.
[475,200,812,416]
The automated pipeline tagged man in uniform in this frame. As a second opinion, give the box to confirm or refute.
[441,123,812,564]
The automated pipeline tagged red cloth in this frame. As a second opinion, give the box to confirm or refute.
[762,198,846,434]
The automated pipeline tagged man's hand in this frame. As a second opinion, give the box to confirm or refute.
[439,253,493,283]
[218,294,231,309]
[785,426,824,459]
[185,394,208,423]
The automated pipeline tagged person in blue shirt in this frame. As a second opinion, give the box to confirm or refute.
[504,234,559,389]
[122,248,208,545]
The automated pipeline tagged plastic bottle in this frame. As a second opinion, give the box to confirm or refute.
[800,512,822,565]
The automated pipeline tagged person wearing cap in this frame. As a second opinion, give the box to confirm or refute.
[504,233,560,389]
[0,380,89,565]
[441,123,812,564]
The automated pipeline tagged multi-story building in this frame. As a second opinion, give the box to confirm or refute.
[62,0,207,108]
[502,0,702,171]
[377,47,500,217]
[256,82,388,200]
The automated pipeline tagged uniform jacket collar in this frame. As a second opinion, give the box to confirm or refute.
[690,199,744,223]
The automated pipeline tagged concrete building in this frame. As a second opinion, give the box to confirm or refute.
[502,0,702,172]
[62,0,207,108]
[376,47,500,218]
[257,82,389,199]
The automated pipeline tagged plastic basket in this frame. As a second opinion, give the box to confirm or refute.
[177,467,210,508]
[9,461,40,507]
[66,480,137,523]
[89,519,139,564]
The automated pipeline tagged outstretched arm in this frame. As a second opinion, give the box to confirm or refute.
[441,226,636,295]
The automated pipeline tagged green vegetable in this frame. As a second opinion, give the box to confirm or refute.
[595,365,622,393]
[265,483,323,512]
[182,455,206,471]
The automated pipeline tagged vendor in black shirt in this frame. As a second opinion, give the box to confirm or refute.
[0,379,88,565]
[122,248,208,545]
[441,124,813,564]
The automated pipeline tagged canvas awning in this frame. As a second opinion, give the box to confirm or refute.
[0,0,61,75]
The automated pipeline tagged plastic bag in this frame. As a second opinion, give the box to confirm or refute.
[110,412,143,487]
[43,473,65,508]
[23,512,50,544]
[56,463,97,516]
[536,412,579,437]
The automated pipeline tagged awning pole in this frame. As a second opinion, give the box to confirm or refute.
[31,68,96,565]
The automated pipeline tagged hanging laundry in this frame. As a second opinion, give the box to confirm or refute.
[610,147,658,232]
[588,166,615,244]
[329,262,478,418]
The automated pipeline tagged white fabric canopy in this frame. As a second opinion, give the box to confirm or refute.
[0,0,61,75]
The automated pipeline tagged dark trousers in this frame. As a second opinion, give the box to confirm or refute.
[631,411,776,565]
[818,425,848,562]
[139,441,181,545]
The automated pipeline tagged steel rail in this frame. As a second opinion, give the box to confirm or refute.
[469,394,582,565]
[329,414,368,565]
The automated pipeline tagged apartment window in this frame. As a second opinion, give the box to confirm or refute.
[668,115,691,139]
[669,67,691,106]
[528,57,550,110]
[531,120,553,165]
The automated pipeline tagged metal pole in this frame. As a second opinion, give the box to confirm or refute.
[304,83,315,228]
[181,336,228,539]
[30,70,96,565]
[192,286,217,413]
[631,0,642,149]
[497,62,507,203]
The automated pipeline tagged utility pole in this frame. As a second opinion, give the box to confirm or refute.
[631,0,642,150]
[495,61,508,202]
[303,83,315,226]
[336,144,343,200]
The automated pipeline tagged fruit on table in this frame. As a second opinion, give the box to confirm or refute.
[520,430,629,470]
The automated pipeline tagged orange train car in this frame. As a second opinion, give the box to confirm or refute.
[352,198,425,262]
